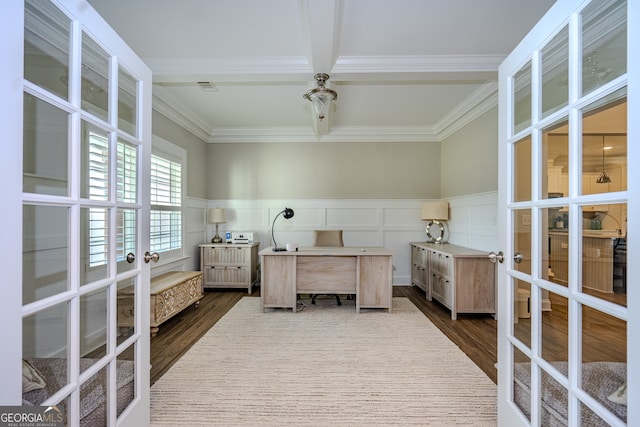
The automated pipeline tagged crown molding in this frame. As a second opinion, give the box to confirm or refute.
[152,85,212,141]
[152,82,498,144]
[435,81,498,140]
[146,54,503,83]
[147,56,313,83]
[208,125,440,144]
[332,54,504,76]
[150,66,499,144]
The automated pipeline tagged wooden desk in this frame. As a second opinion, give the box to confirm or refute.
[259,247,393,313]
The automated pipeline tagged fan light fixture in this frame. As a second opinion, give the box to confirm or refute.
[596,136,612,184]
[303,73,337,121]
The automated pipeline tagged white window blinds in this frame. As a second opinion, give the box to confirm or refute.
[150,154,182,254]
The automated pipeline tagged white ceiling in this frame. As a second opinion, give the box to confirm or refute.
[88,0,557,143]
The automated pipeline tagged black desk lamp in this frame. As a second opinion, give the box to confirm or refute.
[271,207,294,251]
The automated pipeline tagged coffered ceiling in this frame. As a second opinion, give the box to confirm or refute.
[88,0,556,143]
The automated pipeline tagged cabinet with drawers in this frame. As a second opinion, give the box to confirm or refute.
[410,242,496,320]
[200,243,259,293]
[410,244,429,293]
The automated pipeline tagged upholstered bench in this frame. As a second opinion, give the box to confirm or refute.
[118,271,204,337]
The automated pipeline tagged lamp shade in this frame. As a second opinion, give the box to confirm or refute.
[208,208,226,224]
[421,202,449,221]
[308,91,335,121]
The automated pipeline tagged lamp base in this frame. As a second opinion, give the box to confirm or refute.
[426,220,449,244]
[211,223,223,243]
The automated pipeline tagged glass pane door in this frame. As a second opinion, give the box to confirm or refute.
[498,0,633,425]
[20,0,152,425]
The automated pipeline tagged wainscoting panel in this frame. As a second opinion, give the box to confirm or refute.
[200,195,498,285]
[448,192,498,252]
[384,207,422,227]
[327,208,380,227]
[276,207,324,228]
[386,229,426,285]
[343,230,380,247]
[229,207,267,229]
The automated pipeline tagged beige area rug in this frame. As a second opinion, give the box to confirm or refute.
[150,297,497,426]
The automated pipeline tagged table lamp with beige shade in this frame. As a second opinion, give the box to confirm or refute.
[208,208,226,243]
[421,201,449,243]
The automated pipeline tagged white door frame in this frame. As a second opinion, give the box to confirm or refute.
[0,0,26,404]
[498,0,637,425]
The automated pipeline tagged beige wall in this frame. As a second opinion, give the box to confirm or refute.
[152,110,208,199]
[205,141,441,200]
[440,107,499,198]
[152,105,498,201]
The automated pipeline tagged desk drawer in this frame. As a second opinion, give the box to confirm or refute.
[431,273,452,306]
[296,256,357,292]
[430,251,452,276]
[204,265,250,285]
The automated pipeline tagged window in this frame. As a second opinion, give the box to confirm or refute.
[86,134,185,267]
[150,136,186,261]
[150,154,182,253]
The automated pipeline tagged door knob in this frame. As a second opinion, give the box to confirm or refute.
[488,251,504,263]
[144,251,160,263]
[126,253,135,263]
[514,252,524,264]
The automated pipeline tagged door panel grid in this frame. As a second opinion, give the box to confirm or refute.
[499,0,631,425]
[19,1,151,425]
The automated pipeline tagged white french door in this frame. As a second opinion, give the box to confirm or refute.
[1,0,152,425]
[498,0,637,425]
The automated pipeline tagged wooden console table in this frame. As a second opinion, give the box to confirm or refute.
[259,247,393,313]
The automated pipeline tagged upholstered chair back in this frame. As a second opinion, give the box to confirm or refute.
[313,230,344,247]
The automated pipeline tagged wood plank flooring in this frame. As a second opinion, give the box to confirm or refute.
[150,285,499,385]
[150,285,627,387]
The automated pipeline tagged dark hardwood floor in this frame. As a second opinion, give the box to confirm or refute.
[149,285,499,385]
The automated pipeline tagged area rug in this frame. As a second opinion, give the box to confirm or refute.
[150,297,496,426]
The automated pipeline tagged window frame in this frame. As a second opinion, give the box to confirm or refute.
[150,135,187,264]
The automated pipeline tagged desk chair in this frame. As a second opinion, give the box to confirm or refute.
[311,230,344,306]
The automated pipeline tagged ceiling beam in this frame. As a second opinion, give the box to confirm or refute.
[299,0,341,134]
[300,0,340,74]
[147,54,501,84]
